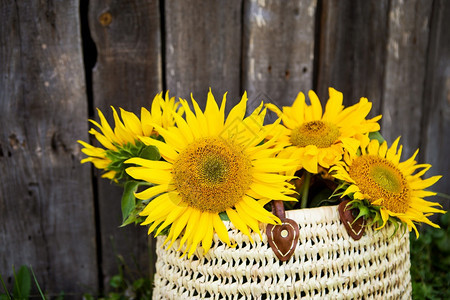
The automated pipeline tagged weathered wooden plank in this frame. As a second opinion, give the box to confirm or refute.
[242,0,316,113]
[316,0,389,114]
[421,0,450,212]
[164,0,242,109]
[318,0,432,158]
[0,0,97,296]
[381,0,432,158]
[88,0,162,288]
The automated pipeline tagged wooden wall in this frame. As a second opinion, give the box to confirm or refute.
[1,0,448,297]
[0,0,98,296]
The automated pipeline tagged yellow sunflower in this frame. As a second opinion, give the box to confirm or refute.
[125,90,297,257]
[331,137,445,236]
[78,92,183,180]
[266,87,381,175]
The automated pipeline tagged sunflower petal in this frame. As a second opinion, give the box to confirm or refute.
[165,208,193,248]
[212,214,232,247]
[126,158,173,170]
[308,90,323,120]
[226,208,253,242]
[224,92,247,129]
[126,167,172,185]
[134,184,171,200]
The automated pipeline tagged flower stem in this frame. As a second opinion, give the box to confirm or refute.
[300,171,312,209]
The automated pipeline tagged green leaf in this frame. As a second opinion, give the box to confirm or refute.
[309,188,334,208]
[13,265,31,300]
[219,212,230,221]
[120,213,139,227]
[151,222,171,236]
[133,278,147,290]
[121,181,139,223]
[390,218,400,238]
[139,145,160,161]
[352,205,369,224]
[29,266,45,300]
[368,131,385,143]
[123,142,134,153]
[82,294,95,300]
[109,275,124,289]
[54,292,64,300]
[109,161,125,169]
[0,273,11,300]
[330,182,348,198]
[105,152,128,164]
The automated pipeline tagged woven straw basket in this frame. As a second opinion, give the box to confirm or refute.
[152,205,412,299]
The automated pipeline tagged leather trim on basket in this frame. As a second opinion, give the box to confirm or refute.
[266,200,300,261]
[338,199,365,240]
[266,218,300,261]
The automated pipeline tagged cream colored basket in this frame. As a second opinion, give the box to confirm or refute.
[152,205,412,299]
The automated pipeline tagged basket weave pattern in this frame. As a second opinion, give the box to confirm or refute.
[153,205,411,299]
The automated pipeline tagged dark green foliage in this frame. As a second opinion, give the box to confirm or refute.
[105,139,161,226]
[121,181,140,223]
[84,255,153,300]
[410,212,450,299]
[105,141,160,182]
[309,186,338,208]
[13,266,31,300]
[0,265,46,300]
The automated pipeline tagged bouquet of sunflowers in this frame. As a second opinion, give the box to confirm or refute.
[79,88,445,258]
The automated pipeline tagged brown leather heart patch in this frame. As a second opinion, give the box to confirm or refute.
[338,199,365,240]
[266,218,299,262]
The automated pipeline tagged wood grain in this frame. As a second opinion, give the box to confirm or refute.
[381,0,432,158]
[318,0,433,159]
[0,0,448,293]
[316,0,389,115]
[88,0,162,289]
[421,0,450,211]
[0,0,97,296]
[164,0,242,109]
[242,0,316,114]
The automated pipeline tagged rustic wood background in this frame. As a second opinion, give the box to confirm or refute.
[1,0,449,297]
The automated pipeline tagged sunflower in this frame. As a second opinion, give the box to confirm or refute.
[125,90,297,257]
[331,136,445,236]
[266,87,381,175]
[78,92,183,180]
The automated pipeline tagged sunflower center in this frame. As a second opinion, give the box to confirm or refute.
[172,137,252,213]
[200,155,228,184]
[349,155,410,213]
[370,165,402,193]
[290,121,340,148]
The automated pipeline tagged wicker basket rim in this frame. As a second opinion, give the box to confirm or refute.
[284,204,340,224]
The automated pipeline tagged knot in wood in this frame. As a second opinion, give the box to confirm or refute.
[98,12,112,26]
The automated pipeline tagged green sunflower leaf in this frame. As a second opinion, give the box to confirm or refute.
[352,205,369,224]
[150,222,171,236]
[121,214,138,227]
[369,131,385,143]
[219,212,230,221]
[390,218,400,238]
[139,145,161,161]
[330,182,348,198]
[123,142,134,153]
[121,181,140,223]
[370,211,382,227]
